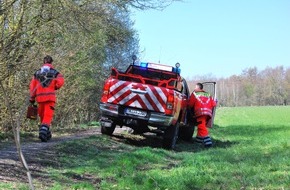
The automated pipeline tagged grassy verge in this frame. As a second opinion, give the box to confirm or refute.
[1,106,290,189]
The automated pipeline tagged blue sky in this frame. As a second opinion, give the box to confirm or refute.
[131,0,290,78]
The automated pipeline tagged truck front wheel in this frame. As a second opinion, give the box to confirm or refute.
[162,122,179,150]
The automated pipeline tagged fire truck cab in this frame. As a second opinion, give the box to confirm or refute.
[99,59,194,149]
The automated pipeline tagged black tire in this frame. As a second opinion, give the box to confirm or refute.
[178,125,194,141]
[101,123,116,136]
[162,122,179,150]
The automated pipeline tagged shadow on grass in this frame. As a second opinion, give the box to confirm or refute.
[111,123,283,151]
[111,132,163,149]
[110,132,238,152]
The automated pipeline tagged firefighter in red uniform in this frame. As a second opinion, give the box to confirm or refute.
[188,83,217,147]
[29,55,64,142]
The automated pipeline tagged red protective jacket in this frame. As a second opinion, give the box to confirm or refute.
[188,89,216,118]
[30,64,64,103]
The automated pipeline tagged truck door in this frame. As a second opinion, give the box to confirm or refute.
[180,79,190,124]
[202,82,217,128]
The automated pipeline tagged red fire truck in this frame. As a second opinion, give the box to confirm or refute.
[99,58,194,149]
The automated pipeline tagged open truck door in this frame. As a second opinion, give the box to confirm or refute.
[202,82,217,128]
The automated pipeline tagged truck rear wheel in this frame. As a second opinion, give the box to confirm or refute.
[163,122,179,149]
[101,123,116,136]
[178,125,194,141]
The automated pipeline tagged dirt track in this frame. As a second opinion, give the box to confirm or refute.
[0,127,166,185]
[0,128,103,183]
[0,125,210,187]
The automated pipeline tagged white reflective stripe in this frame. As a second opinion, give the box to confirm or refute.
[196,108,212,113]
[129,100,141,108]
[155,87,167,103]
[204,136,211,141]
[109,80,126,92]
[195,136,203,143]
[108,83,131,102]
[200,108,212,112]
[146,87,164,112]
[193,92,210,104]
[196,136,212,145]
[204,136,212,145]
[118,93,134,105]
[140,95,154,110]
[204,141,212,145]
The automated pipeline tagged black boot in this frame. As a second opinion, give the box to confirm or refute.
[203,136,213,148]
[47,128,52,140]
[195,136,213,148]
[39,125,49,142]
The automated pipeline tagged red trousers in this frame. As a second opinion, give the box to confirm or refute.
[196,115,209,137]
[38,101,55,127]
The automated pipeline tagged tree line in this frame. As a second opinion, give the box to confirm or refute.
[0,0,178,132]
[187,66,290,107]
[0,1,180,187]
[1,0,288,133]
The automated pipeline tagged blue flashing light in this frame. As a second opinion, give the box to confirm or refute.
[133,61,148,68]
[134,61,179,73]
[172,67,181,74]
[140,62,148,68]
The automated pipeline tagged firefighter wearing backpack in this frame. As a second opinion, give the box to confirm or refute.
[29,55,64,142]
[188,83,217,147]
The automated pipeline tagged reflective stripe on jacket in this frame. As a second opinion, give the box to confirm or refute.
[188,90,216,118]
[30,64,64,103]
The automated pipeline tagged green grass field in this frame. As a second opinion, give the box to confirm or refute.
[1,106,290,190]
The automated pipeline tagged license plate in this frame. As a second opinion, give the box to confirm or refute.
[125,108,147,117]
